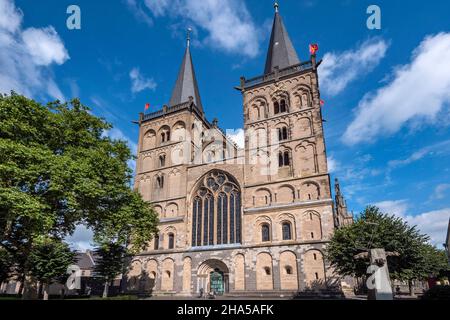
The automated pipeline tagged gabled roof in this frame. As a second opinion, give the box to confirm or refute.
[74,251,97,270]
[264,3,300,74]
[169,35,203,113]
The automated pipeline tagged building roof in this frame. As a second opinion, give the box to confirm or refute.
[264,3,300,74]
[74,250,97,270]
[169,32,203,114]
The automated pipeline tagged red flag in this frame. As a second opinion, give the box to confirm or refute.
[145,103,150,111]
[320,99,325,106]
[309,43,319,55]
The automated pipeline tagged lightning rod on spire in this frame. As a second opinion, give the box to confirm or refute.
[187,27,192,47]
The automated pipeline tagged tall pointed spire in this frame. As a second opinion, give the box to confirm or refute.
[264,2,300,74]
[169,28,203,113]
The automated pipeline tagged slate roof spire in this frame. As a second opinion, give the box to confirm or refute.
[264,2,300,74]
[169,28,203,113]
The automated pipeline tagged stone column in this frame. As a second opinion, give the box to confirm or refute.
[297,252,307,291]
[246,252,257,291]
[273,258,281,290]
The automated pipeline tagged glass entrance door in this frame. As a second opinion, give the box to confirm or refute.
[210,270,224,295]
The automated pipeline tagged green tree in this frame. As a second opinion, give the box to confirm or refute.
[94,243,128,298]
[0,93,158,296]
[404,243,449,296]
[26,239,76,300]
[326,206,429,282]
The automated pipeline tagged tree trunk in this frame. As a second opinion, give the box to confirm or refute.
[37,282,42,299]
[103,281,109,298]
[43,283,49,300]
[18,275,25,297]
[408,280,416,297]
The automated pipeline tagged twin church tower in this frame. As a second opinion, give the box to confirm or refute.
[127,3,351,297]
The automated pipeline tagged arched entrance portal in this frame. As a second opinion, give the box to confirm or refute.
[197,260,229,295]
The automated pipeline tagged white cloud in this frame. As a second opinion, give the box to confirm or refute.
[319,38,388,96]
[405,209,450,248]
[226,128,245,149]
[140,0,261,58]
[327,156,339,173]
[129,67,157,93]
[22,27,69,66]
[431,184,450,200]
[344,33,450,145]
[0,0,22,32]
[0,0,69,100]
[388,139,450,169]
[375,200,409,217]
[375,200,450,247]
[125,0,153,26]
[65,225,94,252]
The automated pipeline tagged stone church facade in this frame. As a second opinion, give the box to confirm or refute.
[126,3,352,297]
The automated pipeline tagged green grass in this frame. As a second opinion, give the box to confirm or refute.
[0,296,21,300]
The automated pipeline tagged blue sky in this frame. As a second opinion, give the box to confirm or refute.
[1,0,450,248]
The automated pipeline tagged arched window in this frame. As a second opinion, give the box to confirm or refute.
[274,101,280,114]
[191,171,241,247]
[280,99,287,113]
[282,222,292,240]
[168,233,175,249]
[192,197,202,246]
[278,151,291,167]
[159,154,166,167]
[278,127,288,141]
[156,176,164,189]
[261,224,270,242]
[154,234,159,250]
[160,127,171,143]
[284,151,290,166]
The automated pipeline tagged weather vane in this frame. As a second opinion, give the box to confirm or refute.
[274,1,279,13]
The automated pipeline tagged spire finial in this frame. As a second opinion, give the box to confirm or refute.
[187,27,192,47]
[274,1,279,13]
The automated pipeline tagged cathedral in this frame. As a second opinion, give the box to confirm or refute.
[126,3,352,297]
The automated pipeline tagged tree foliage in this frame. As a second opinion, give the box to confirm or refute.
[326,206,438,281]
[412,243,449,280]
[94,243,127,282]
[0,93,158,289]
[27,239,76,286]
[94,243,128,298]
